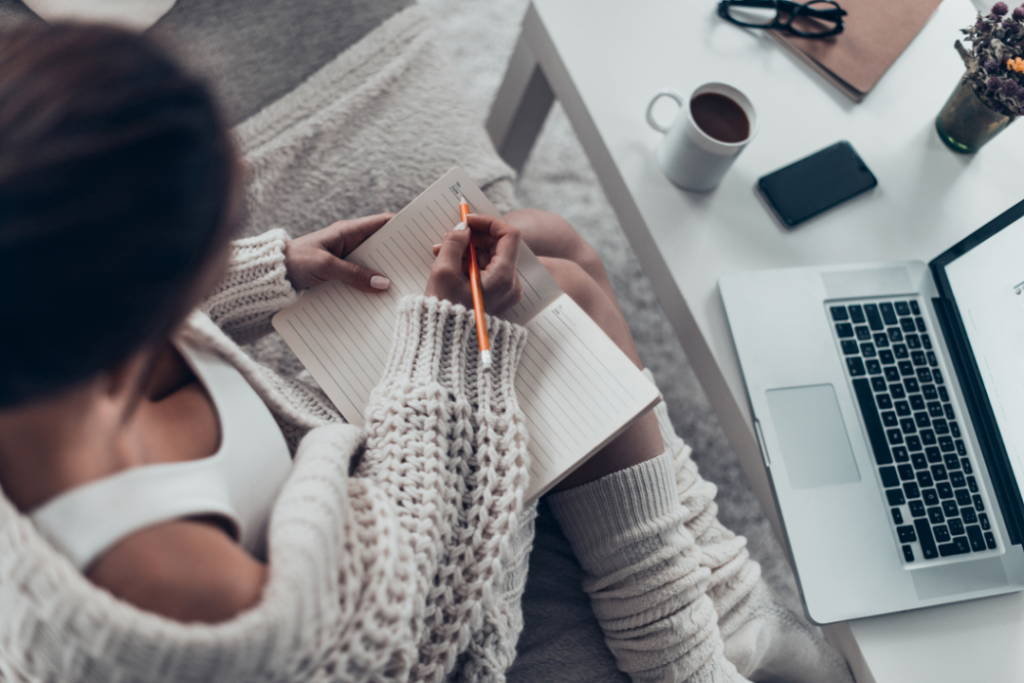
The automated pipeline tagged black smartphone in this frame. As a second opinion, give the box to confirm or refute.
[757,141,877,228]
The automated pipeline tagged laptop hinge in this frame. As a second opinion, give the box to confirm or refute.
[933,297,1024,545]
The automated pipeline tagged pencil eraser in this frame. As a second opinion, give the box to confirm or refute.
[481,350,492,369]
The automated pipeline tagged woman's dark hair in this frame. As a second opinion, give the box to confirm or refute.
[0,23,238,407]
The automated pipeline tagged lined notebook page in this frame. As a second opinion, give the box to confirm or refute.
[273,167,660,500]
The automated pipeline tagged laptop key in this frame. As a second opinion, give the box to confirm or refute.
[923,488,939,506]
[933,525,951,543]
[871,376,887,392]
[874,333,890,348]
[911,351,927,366]
[880,303,898,325]
[890,384,906,399]
[849,304,865,323]
[889,328,904,343]
[892,446,909,462]
[897,525,917,543]
[979,513,990,531]
[903,544,915,562]
[933,419,949,435]
[944,453,961,470]
[891,508,904,524]
[920,429,936,445]
[894,400,910,416]
[927,507,944,524]
[899,418,916,433]
[938,385,949,402]
[922,334,932,349]
[913,412,930,428]
[885,367,900,382]
[927,401,943,418]
[948,518,965,535]
[887,429,903,445]
[915,317,927,332]
[921,384,939,401]
[855,325,871,340]
[910,300,921,315]
[916,368,932,383]
[937,482,953,499]
[866,359,882,375]
[906,334,921,349]
[852,379,893,465]
[915,519,939,558]
[943,403,954,419]
[876,394,893,410]
[928,351,938,367]
[882,411,898,427]
[961,456,972,472]
[938,537,970,557]
[966,525,986,552]
[846,357,866,376]
[898,464,915,480]
[933,369,944,384]
[900,318,916,333]
[973,495,984,512]
[950,422,960,437]
[938,436,954,452]
[949,471,965,487]
[955,489,972,506]
[842,340,859,355]
[905,435,921,451]
[925,447,941,463]
[861,343,876,357]
[831,306,849,321]
[836,323,854,338]
[895,301,911,316]
[910,500,926,517]
[931,464,948,480]
[942,500,959,518]
[898,361,914,376]
[917,471,934,487]
[903,482,920,499]
[886,489,906,505]
[961,507,978,524]
[911,452,928,469]
[985,531,997,549]
[864,304,884,330]
[909,394,925,410]
[879,466,899,487]
[904,378,920,393]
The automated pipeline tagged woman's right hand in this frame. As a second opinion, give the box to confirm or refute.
[425,214,522,316]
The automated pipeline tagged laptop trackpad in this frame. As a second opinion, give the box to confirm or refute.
[766,384,861,489]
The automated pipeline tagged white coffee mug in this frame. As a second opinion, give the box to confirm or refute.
[646,83,758,192]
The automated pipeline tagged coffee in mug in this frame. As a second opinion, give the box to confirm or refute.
[646,83,758,192]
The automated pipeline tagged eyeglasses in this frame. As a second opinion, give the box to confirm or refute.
[717,0,847,38]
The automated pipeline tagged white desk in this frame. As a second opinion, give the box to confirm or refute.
[486,1,1024,681]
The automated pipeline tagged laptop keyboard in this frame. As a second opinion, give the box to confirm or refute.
[829,299,999,564]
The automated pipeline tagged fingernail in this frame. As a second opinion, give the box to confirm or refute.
[432,243,442,249]
[454,221,467,231]
[370,275,390,290]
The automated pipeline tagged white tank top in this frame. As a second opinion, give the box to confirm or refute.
[29,340,293,570]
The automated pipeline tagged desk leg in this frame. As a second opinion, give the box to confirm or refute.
[486,18,554,174]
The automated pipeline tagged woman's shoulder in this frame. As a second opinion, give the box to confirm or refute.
[86,519,267,624]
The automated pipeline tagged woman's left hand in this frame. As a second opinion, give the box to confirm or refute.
[283,213,394,291]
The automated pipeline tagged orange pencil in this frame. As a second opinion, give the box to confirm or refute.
[460,196,491,368]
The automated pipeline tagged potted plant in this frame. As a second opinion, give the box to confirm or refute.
[936,2,1024,153]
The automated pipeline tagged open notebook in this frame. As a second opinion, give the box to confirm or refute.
[273,167,661,501]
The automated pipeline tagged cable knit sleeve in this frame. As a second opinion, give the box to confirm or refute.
[355,295,531,682]
[199,228,298,344]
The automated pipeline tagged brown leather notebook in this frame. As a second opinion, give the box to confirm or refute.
[772,0,944,101]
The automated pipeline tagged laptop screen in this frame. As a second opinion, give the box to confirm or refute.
[944,215,1024,490]
[932,198,1024,543]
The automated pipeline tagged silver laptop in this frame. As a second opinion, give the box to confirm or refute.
[719,199,1024,624]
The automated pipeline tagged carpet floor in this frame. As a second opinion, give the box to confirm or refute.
[420,0,809,620]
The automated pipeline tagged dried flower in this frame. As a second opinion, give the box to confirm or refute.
[955,3,1024,118]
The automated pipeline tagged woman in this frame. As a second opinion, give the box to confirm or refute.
[0,22,851,683]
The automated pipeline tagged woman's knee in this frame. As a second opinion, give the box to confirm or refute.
[506,209,608,281]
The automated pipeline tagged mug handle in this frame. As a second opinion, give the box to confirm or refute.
[646,89,685,134]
